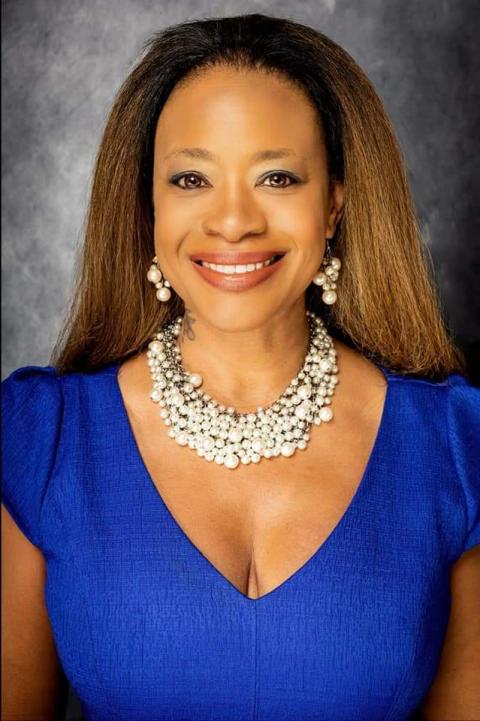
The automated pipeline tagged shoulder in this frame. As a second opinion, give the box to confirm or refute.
[443,373,480,555]
[2,362,60,387]
[1,365,64,548]
[117,350,153,414]
[337,342,480,547]
[332,341,389,438]
[389,366,479,556]
[333,341,387,402]
[1,363,64,436]
[2,364,63,418]
[444,371,480,421]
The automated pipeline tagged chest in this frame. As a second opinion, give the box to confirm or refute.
[127,402,382,600]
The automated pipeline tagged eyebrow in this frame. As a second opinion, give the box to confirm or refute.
[162,147,302,163]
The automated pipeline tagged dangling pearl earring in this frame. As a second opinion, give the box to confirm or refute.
[147,256,172,302]
[312,239,342,305]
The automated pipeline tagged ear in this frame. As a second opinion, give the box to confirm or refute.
[325,180,345,239]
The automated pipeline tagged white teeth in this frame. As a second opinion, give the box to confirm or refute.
[199,255,279,274]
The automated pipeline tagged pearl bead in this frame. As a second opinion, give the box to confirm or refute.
[322,290,337,305]
[228,428,243,443]
[295,400,311,419]
[176,433,188,446]
[280,442,295,457]
[147,267,162,283]
[331,257,342,270]
[189,373,203,388]
[252,439,265,454]
[224,454,240,470]
[297,384,311,400]
[313,271,326,286]
[148,340,164,353]
[157,287,171,302]
[319,406,333,422]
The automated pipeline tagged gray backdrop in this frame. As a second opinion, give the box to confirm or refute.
[1,1,479,716]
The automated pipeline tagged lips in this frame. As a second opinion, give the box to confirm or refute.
[190,251,287,292]
[189,250,286,264]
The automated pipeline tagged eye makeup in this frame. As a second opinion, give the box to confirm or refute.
[167,170,305,189]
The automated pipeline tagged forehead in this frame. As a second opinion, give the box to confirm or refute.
[154,66,324,160]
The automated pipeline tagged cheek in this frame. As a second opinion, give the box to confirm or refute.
[299,200,327,272]
[152,198,197,273]
[289,248,324,291]
[277,209,324,274]
[152,220,188,294]
[153,200,184,247]
[273,189,326,241]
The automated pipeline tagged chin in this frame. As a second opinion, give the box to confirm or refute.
[193,297,286,334]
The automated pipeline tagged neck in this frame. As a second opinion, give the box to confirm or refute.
[178,298,311,413]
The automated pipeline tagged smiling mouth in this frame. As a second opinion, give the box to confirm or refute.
[192,253,284,275]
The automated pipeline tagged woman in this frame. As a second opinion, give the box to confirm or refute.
[2,12,479,721]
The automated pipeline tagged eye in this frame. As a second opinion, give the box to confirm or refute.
[261,172,299,188]
[168,171,301,190]
[169,173,208,190]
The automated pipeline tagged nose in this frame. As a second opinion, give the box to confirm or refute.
[201,184,267,243]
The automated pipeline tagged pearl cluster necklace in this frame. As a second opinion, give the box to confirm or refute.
[146,310,338,470]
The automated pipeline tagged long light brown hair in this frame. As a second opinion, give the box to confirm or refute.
[51,13,466,380]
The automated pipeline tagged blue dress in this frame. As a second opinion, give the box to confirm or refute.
[1,359,479,721]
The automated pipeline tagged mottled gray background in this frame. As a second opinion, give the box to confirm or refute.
[1,1,480,718]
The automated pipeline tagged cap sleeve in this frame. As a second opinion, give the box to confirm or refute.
[447,376,480,554]
[1,365,63,549]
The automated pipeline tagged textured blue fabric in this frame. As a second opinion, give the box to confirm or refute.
[1,359,479,721]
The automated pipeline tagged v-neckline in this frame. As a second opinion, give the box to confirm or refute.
[108,358,393,604]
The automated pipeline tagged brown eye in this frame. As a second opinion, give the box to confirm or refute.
[262,172,298,188]
[169,173,207,189]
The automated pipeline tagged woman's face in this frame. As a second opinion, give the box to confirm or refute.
[152,65,344,333]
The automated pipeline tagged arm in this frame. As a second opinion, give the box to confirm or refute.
[1,504,69,721]
[418,544,480,720]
